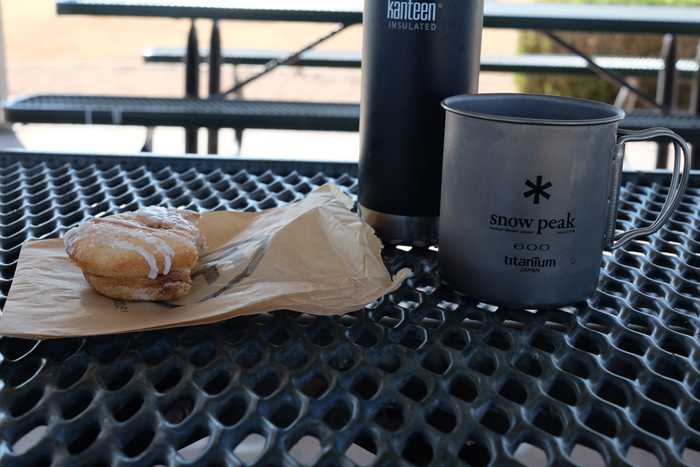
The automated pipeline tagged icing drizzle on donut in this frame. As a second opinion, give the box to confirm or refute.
[119,229,176,276]
[64,207,200,279]
[113,240,160,279]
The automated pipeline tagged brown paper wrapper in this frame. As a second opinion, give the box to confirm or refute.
[0,184,410,339]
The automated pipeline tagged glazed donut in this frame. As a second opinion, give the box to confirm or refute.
[64,207,205,301]
[83,271,192,302]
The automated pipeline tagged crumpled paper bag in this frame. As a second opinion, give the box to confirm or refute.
[1,184,410,339]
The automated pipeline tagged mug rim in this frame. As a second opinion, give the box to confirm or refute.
[442,93,626,127]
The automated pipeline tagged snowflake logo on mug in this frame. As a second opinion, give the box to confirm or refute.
[523,176,552,205]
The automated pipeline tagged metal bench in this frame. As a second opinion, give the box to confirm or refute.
[144,46,700,158]
[57,1,700,34]
[6,94,699,165]
[57,1,700,157]
[143,47,700,78]
[3,95,359,154]
[3,95,359,131]
[622,111,700,143]
[144,48,362,69]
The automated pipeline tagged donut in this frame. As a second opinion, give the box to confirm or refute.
[83,271,192,302]
[64,207,205,301]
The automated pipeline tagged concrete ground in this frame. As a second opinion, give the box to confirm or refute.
[0,127,20,148]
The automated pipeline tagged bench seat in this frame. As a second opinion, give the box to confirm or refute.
[144,47,700,77]
[4,95,360,132]
[7,94,700,143]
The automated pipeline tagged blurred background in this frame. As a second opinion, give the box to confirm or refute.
[2,0,698,165]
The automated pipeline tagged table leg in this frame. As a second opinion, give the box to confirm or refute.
[657,34,677,113]
[689,41,700,170]
[141,127,155,152]
[207,20,221,155]
[656,34,677,169]
[691,41,700,116]
[543,31,661,111]
[691,41,700,170]
[232,64,244,156]
[185,19,199,154]
[220,23,348,97]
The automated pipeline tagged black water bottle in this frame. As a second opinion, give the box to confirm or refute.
[359,0,484,245]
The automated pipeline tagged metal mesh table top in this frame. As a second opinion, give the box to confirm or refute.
[0,151,699,467]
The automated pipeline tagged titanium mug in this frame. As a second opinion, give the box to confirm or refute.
[439,94,691,307]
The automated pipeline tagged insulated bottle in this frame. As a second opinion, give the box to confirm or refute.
[359,0,484,244]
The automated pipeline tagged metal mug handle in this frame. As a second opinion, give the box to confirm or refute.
[606,128,691,250]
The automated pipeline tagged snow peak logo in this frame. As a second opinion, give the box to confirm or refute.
[523,176,552,205]
[387,0,439,31]
[489,213,576,235]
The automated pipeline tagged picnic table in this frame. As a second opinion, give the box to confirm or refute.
[51,0,700,158]
[0,150,699,466]
[55,1,700,33]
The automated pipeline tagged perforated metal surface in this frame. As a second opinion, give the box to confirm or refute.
[0,151,699,467]
[5,95,360,131]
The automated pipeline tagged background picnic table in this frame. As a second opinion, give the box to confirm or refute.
[6,0,697,164]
